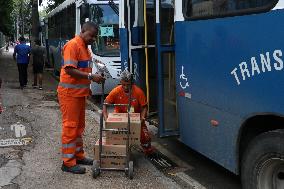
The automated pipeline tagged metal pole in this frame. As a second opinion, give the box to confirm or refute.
[99,82,105,168]
[127,0,133,73]
[126,74,133,169]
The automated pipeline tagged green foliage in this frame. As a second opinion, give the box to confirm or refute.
[0,0,14,35]
[12,0,32,37]
[0,0,65,35]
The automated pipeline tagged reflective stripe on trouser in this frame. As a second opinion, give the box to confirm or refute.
[140,122,151,148]
[58,93,86,167]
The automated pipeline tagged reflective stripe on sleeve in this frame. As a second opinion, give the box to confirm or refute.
[62,143,76,149]
[58,82,90,89]
[62,153,75,158]
[63,60,78,66]
[77,61,91,68]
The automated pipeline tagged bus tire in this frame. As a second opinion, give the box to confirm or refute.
[241,129,284,189]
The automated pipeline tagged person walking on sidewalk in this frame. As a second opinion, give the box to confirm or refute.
[31,39,45,90]
[57,22,105,174]
[103,69,155,156]
[13,37,31,89]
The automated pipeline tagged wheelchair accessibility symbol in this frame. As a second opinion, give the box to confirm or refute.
[179,66,189,89]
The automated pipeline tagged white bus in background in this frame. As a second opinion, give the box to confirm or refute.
[89,1,121,95]
[45,0,121,96]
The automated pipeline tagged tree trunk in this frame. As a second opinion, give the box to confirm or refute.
[31,0,40,44]
[19,0,24,36]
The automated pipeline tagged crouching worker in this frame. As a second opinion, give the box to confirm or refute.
[103,69,155,155]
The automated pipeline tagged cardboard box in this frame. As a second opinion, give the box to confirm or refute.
[105,113,141,145]
[94,138,126,169]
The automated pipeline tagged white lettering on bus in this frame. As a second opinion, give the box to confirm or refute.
[260,52,271,72]
[231,49,283,85]
[274,50,283,70]
[251,57,260,76]
[231,68,240,85]
[239,62,251,81]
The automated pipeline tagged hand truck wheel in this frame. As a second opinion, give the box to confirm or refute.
[128,161,134,179]
[92,160,100,179]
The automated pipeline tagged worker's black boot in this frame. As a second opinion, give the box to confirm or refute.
[61,164,86,174]
[76,157,93,165]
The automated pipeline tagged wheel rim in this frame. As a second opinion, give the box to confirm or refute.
[257,158,284,189]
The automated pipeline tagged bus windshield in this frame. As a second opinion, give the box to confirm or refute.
[90,4,120,57]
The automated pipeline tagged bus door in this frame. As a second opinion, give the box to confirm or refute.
[121,0,178,137]
[156,0,179,137]
[121,0,157,117]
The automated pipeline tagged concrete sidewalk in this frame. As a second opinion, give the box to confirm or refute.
[0,48,180,189]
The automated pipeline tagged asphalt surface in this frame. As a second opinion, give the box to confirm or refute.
[0,48,180,189]
[0,47,242,189]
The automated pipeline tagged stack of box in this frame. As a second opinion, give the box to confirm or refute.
[94,113,141,169]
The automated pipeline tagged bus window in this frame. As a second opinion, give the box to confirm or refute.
[160,1,175,45]
[183,0,278,19]
[55,13,61,37]
[90,4,120,57]
[48,17,56,40]
[128,0,155,45]
[61,4,75,40]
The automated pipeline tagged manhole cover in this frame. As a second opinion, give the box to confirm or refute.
[147,150,177,170]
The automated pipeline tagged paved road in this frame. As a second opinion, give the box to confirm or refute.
[0,48,179,189]
[0,47,242,189]
[151,137,242,189]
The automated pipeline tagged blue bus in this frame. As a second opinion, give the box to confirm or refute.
[45,0,121,95]
[119,0,284,188]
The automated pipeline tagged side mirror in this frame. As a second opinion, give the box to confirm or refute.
[80,3,90,24]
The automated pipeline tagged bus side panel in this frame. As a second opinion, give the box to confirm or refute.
[175,9,284,173]
[119,28,129,71]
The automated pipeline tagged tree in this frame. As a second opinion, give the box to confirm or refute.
[31,0,40,42]
[11,0,32,39]
[0,0,14,35]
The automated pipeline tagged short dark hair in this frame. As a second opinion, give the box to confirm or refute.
[19,37,25,42]
[81,21,98,33]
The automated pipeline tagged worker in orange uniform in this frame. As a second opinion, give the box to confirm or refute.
[103,70,155,155]
[58,22,105,174]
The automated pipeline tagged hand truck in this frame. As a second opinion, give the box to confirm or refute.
[92,79,134,179]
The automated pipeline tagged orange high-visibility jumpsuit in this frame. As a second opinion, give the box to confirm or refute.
[105,85,151,148]
[57,36,92,167]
